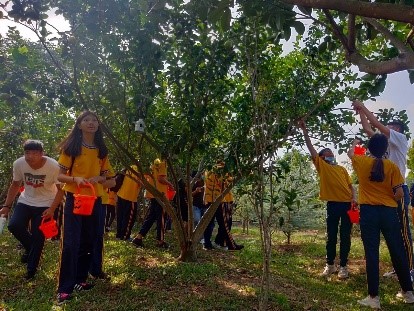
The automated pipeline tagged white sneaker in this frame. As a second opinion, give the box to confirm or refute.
[396,290,414,304]
[383,269,396,277]
[321,264,337,277]
[338,266,349,279]
[357,296,380,309]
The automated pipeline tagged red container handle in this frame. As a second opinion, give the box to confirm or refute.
[75,182,96,197]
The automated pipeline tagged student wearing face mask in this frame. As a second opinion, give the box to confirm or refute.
[299,120,355,279]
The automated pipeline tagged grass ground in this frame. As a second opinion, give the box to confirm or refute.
[0,225,410,311]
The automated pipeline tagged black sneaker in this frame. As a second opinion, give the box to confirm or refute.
[91,271,111,281]
[131,238,144,248]
[228,244,244,251]
[24,270,36,280]
[57,293,72,304]
[74,282,94,291]
[21,251,29,264]
[156,241,169,249]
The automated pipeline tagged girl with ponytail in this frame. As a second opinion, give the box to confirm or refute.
[348,133,414,308]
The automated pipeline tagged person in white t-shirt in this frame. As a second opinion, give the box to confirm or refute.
[353,100,414,280]
[0,140,64,280]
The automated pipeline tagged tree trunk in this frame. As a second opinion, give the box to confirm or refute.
[258,221,271,311]
[177,241,198,262]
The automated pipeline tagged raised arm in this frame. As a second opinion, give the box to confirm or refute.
[298,120,318,160]
[348,138,361,159]
[352,100,390,138]
[358,110,375,137]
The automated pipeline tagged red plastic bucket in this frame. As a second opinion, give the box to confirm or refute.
[354,145,366,156]
[166,187,176,200]
[347,207,360,224]
[39,217,58,239]
[73,183,97,216]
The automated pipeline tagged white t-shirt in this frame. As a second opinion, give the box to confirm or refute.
[13,156,60,207]
[386,129,408,179]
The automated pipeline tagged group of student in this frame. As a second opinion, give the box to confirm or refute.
[0,110,244,305]
[300,100,414,309]
[5,99,409,308]
[0,111,114,303]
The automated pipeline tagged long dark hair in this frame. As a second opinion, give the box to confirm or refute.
[58,110,108,159]
[368,133,388,182]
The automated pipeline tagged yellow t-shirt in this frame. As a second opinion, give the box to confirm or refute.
[222,174,234,203]
[352,156,404,207]
[145,159,168,199]
[102,189,116,205]
[204,171,222,204]
[58,144,114,197]
[117,165,141,202]
[313,156,352,202]
[223,191,234,203]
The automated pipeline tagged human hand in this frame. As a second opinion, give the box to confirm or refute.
[42,207,55,219]
[0,206,10,218]
[73,176,87,186]
[86,176,105,185]
[351,100,364,112]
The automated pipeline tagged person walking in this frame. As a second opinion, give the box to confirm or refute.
[204,163,243,251]
[299,120,355,279]
[56,111,114,304]
[0,140,64,280]
[131,157,173,248]
[116,165,141,241]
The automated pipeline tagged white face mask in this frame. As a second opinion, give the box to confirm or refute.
[324,156,336,164]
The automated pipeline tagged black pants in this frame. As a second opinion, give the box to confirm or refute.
[325,201,352,267]
[116,197,137,240]
[214,203,237,249]
[58,194,102,294]
[139,198,165,241]
[8,203,47,274]
[105,204,116,229]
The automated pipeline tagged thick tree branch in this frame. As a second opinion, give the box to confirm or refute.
[347,52,414,74]
[322,9,351,54]
[281,0,414,24]
[348,15,356,53]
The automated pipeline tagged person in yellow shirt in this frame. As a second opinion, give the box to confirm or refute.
[299,120,355,279]
[204,164,243,251]
[132,157,173,248]
[214,175,235,248]
[349,134,414,309]
[56,111,115,304]
[116,166,141,241]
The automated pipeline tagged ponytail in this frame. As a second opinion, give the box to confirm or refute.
[370,158,385,182]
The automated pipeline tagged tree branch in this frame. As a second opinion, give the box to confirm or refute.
[322,9,351,54]
[347,51,414,74]
[348,14,356,53]
[362,17,411,53]
[281,0,414,24]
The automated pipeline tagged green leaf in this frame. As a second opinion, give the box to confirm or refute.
[409,70,414,84]
[297,5,312,15]
[292,21,305,36]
